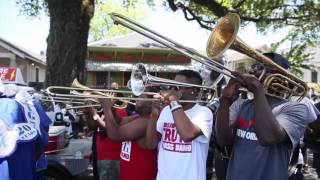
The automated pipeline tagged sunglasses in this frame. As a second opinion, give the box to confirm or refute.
[250,63,264,71]
[160,85,181,91]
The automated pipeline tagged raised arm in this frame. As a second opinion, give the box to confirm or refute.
[83,107,98,131]
[170,108,202,142]
[145,99,162,149]
[216,79,240,146]
[163,90,203,142]
[99,98,147,142]
[238,73,289,146]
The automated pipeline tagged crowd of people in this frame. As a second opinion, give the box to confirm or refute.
[79,52,320,180]
[2,52,320,180]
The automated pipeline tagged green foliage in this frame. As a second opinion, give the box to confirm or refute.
[270,30,314,77]
[153,0,320,73]
[89,0,149,41]
[16,0,48,17]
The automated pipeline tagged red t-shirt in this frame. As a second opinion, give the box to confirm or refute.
[119,117,158,180]
[96,108,127,160]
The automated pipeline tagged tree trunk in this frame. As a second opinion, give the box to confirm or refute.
[45,0,94,87]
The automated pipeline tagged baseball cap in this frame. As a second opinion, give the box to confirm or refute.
[263,52,291,71]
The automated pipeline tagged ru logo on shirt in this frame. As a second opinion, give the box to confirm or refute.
[162,123,192,153]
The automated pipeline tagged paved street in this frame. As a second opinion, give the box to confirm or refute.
[74,166,94,180]
[75,162,320,180]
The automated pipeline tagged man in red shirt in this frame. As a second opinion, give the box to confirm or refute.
[99,91,158,180]
[86,106,127,180]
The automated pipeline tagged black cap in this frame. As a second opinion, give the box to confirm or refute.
[263,52,291,70]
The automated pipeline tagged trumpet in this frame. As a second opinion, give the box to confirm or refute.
[110,12,307,100]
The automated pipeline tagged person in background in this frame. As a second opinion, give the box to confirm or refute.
[33,99,52,180]
[206,69,228,180]
[98,87,158,180]
[85,100,127,180]
[0,87,51,180]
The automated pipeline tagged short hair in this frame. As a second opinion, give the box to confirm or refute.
[111,82,119,89]
[263,52,291,70]
[176,70,203,85]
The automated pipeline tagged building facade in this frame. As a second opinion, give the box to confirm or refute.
[0,37,46,84]
[302,46,320,84]
[86,33,193,88]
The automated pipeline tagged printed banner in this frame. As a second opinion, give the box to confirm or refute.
[0,67,16,82]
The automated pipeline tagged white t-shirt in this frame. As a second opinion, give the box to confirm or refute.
[156,104,213,180]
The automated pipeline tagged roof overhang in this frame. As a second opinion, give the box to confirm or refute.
[88,46,182,55]
[86,60,193,72]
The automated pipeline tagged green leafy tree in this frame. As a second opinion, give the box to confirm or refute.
[156,0,320,74]
[89,0,149,41]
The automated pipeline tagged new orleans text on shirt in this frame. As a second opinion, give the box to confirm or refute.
[236,129,258,141]
[162,122,192,153]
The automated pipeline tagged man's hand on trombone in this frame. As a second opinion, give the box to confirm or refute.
[221,78,241,103]
[151,94,162,120]
[231,71,264,93]
[159,88,182,102]
[98,98,117,110]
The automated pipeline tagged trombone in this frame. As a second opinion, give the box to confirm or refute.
[45,64,217,107]
[110,12,235,79]
[128,63,216,103]
[110,12,307,100]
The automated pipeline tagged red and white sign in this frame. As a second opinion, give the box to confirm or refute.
[0,67,16,82]
[0,67,26,85]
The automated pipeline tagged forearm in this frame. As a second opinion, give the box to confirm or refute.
[145,117,160,149]
[172,108,201,142]
[102,107,122,141]
[216,98,234,146]
[95,115,106,130]
[253,89,286,145]
[85,115,98,130]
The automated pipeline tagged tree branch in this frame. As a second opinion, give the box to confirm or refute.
[176,2,212,30]
[233,0,247,9]
[192,0,229,17]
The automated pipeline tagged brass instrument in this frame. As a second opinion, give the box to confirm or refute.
[110,13,235,79]
[129,63,215,103]
[45,69,215,109]
[45,79,137,109]
[206,13,307,100]
[110,12,307,100]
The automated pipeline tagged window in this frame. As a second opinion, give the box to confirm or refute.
[35,68,39,82]
[96,72,108,88]
[124,72,131,87]
[311,71,318,83]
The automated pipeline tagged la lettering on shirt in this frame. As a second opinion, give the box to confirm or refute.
[156,104,213,180]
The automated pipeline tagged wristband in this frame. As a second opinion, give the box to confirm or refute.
[170,101,182,112]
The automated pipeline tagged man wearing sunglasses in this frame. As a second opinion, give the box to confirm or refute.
[146,69,213,180]
[216,52,309,180]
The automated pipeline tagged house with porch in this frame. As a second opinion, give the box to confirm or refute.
[0,37,46,85]
[86,33,194,88]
